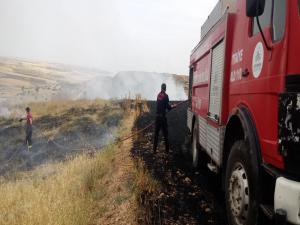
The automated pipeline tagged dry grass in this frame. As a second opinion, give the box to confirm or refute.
[134,159,160,196]
[0,99,159,225]
[91,102,160,225]
[15,98,109,118]
[0,99,108,126]
[0,144,116,225]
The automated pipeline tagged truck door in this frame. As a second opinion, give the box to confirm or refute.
[208,39,225,123]
[230,0,287,167]
[241,0,286,89]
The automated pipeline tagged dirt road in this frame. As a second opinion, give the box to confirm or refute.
[131,101,226,225]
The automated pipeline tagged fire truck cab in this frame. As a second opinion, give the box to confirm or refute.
[187,0,300,224]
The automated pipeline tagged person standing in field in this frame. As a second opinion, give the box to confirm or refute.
[19,107,33,150]
[153,83,175,154]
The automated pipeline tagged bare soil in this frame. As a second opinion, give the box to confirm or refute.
[131,101,226,225]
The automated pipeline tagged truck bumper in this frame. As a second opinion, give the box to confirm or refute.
[275,177,300,224]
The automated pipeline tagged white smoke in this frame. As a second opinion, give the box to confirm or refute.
[85,71,187,100]
[0,107,10,118]
[0,70,187,118]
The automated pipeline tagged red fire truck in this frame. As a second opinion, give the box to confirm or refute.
[187,0,300,224]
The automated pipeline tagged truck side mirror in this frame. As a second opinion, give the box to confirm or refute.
[246,0,265,17]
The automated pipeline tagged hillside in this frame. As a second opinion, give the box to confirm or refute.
[0,58,188,116]
[0,58,112,109]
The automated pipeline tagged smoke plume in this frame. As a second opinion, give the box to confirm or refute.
[85,71,187,100]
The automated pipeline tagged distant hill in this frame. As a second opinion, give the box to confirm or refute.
[0,58,188,112]
[0,57,112,106]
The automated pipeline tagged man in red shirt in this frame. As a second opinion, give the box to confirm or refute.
[153,83,175,154]
[20,107,33,149]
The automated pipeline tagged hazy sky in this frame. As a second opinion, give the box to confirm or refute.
[0,0,218,75]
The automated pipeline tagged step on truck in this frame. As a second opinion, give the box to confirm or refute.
[187,0,300,224]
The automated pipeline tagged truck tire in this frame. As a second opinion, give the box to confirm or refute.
[225,140,259,225]
[192,121,199,168]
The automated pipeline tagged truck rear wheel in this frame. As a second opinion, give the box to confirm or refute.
[225,140,259,225]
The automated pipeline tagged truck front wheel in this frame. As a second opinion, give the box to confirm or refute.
[225,140,259,225]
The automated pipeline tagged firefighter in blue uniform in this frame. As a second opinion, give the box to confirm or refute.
[153,83,175,153]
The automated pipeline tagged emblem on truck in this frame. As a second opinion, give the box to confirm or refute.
[252,42,264,78]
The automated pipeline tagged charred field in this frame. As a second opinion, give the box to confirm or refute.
[0,100,275,225]
[0,99,140,225]
[0,99,124,177]
[131,101,275,225]
[131,101,227,225]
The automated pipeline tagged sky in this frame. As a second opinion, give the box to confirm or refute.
[0,0,218,75]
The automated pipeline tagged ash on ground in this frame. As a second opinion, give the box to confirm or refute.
[0,102,124,177]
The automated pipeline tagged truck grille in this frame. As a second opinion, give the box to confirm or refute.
[279,92,300,175]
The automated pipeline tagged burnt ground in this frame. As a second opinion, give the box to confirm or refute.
[131,101,227,225]
[0,102,124,177]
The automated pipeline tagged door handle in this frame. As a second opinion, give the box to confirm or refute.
[242,68,249,77]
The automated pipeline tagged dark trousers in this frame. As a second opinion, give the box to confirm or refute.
[153,116,169,153]
[25,126,32,146]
